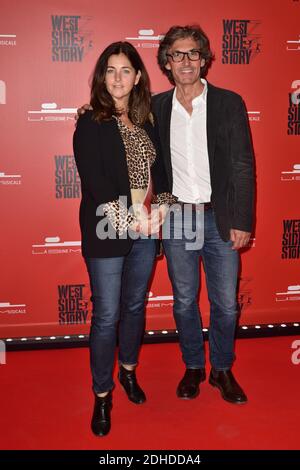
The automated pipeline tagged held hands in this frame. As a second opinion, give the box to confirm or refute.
[131,205,169,236]
[75,101,170,237]
[149,205,168,233]
[230,229,251,250]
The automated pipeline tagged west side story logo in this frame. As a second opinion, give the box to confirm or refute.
[288,80,300,135]
[222,19,262,64]
[282,219,300,259]
[51,15,93,62]
[55,155,80,199]
[58,284,89,325]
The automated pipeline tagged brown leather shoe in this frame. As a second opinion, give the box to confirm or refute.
[176,368,206,399]
[91,391,112,437]
[209,369,247,404]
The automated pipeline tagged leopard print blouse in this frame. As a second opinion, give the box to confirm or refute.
[103,118,174,235]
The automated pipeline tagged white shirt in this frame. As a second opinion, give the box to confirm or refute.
[170,78,211,203]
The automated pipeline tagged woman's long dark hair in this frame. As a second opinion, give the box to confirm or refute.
[90,41,151,125]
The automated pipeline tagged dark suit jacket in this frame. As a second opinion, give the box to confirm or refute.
[151,82,255,241]
[73,111,169,258]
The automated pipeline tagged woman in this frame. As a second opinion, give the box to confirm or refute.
[73,42,171,437]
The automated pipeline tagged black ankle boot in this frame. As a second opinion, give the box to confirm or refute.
[118,364,146,404]
[91,390,112,437]
[176,368,206,399]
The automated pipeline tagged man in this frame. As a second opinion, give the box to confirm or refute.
[77,24,254,404]
[152,25,254,404]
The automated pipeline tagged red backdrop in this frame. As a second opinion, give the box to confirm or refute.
[1,0,299,339]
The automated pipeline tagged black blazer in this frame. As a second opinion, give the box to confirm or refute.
[151,82,255,241]
[73,111,169,258]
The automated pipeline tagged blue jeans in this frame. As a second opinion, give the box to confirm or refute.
[163,207,239,370]
[85,238,157,394]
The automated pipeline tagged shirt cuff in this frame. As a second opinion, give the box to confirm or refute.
[103,199,136,236]
[154,192,177,206]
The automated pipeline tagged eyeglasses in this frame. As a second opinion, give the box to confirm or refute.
[166,50,201,63]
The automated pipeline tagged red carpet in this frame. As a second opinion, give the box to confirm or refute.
[1,336,300,450]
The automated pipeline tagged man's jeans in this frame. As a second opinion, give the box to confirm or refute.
[163,206,239,370]
[85,238,156,394]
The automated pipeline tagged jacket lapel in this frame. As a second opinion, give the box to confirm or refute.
[101,119,132,204]
[156,90,174,188]
[206,82,220,175]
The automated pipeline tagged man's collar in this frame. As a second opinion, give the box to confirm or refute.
[173,78,207,109]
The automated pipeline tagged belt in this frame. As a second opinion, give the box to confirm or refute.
[176,201,212,211]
